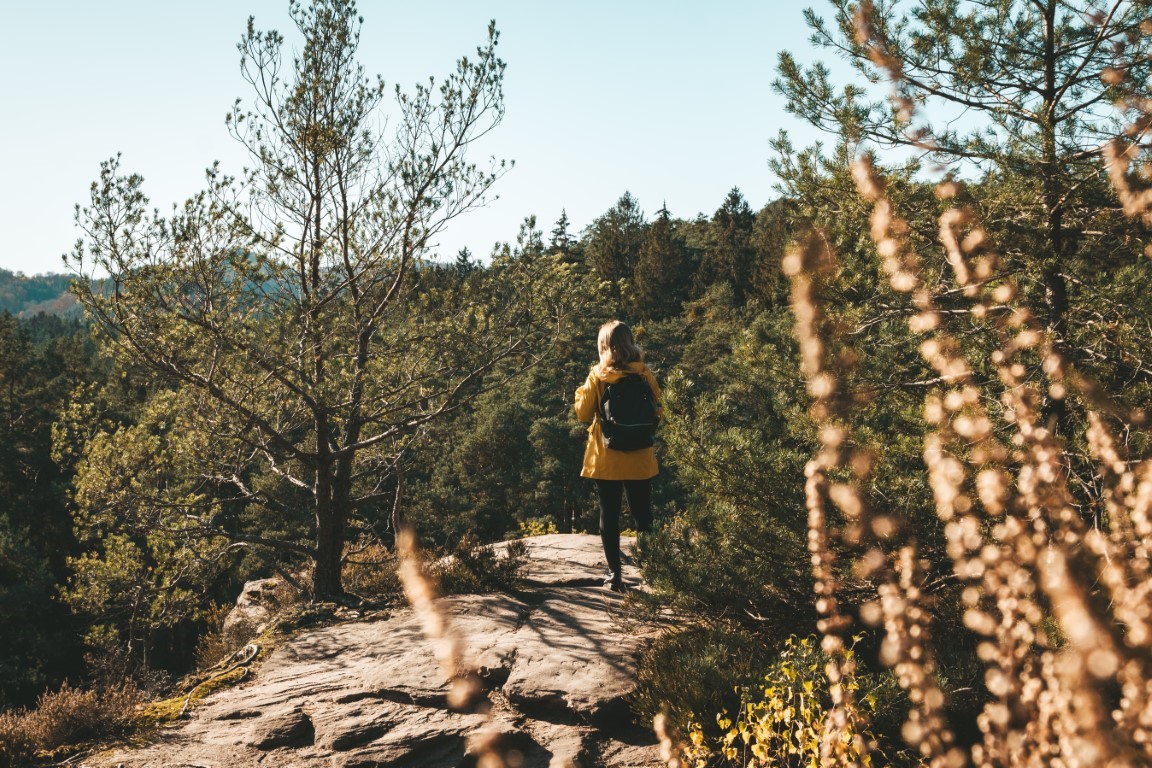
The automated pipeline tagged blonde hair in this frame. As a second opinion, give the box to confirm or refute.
[595,320,643,375]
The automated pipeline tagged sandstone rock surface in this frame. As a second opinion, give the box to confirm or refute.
[85,534,661,768]
[222,577,285,645]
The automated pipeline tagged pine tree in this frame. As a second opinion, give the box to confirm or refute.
[68,1,553,601]
[748,198,796,306]
[633,203,693,319]
[549,209,575,261]
[583,193,646,312]
[775,0,1152,425]
[0,313,94,704]
[453,247,476,278]
[696,188,757,302]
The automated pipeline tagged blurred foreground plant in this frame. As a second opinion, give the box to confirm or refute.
[760,4,1152,766]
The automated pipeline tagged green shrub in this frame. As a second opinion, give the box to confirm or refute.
[680,636,917,768]
[342,540,402,602]
[516,516,559,537]
[632,625,775,740]
[639,511,814,634]
[193,602,236,671]
[434,537,528,595]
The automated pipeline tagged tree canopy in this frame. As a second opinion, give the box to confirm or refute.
[67,0,556,601]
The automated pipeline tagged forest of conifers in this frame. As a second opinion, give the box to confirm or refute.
[0,184,793,703]
[6,0,1152,765]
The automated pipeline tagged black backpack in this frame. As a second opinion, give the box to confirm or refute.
[599,374,658,451]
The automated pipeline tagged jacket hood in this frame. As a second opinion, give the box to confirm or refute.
[592,361,650,383]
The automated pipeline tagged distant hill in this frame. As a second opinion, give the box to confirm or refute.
[0,269,81,317]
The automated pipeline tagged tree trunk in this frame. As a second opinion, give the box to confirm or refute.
[313,499,346,601]
[391,467,405,548]
[1039,0,1070,436]
[312,421,345,600]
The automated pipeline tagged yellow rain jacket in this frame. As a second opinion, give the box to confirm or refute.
[574,362,662,480]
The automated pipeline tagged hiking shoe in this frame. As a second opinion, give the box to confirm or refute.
[603,573,626,592]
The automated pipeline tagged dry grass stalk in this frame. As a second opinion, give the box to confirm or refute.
[396,526,485,710]
[849,156,965,768]
[654,712,685,768]
[1105,113,1152,240]
[783,230,874,767]
[879,546,956,766]
[396,526,508,767]
[834,10,1152,760]
[852,142,1152,767]
[853,0,915,128]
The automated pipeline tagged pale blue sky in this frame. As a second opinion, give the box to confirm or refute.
[1,1,825,275]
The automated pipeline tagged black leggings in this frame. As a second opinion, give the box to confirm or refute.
[595,479,653,576]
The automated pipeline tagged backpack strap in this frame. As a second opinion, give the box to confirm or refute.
[592,373,604,424]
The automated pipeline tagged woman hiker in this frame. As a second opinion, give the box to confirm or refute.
[574,320,662,592]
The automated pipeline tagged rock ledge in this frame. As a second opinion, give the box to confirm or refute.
[86,534,661,768]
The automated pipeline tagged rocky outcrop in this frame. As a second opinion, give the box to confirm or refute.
[221,577,286,646]
[85,534,662,768]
